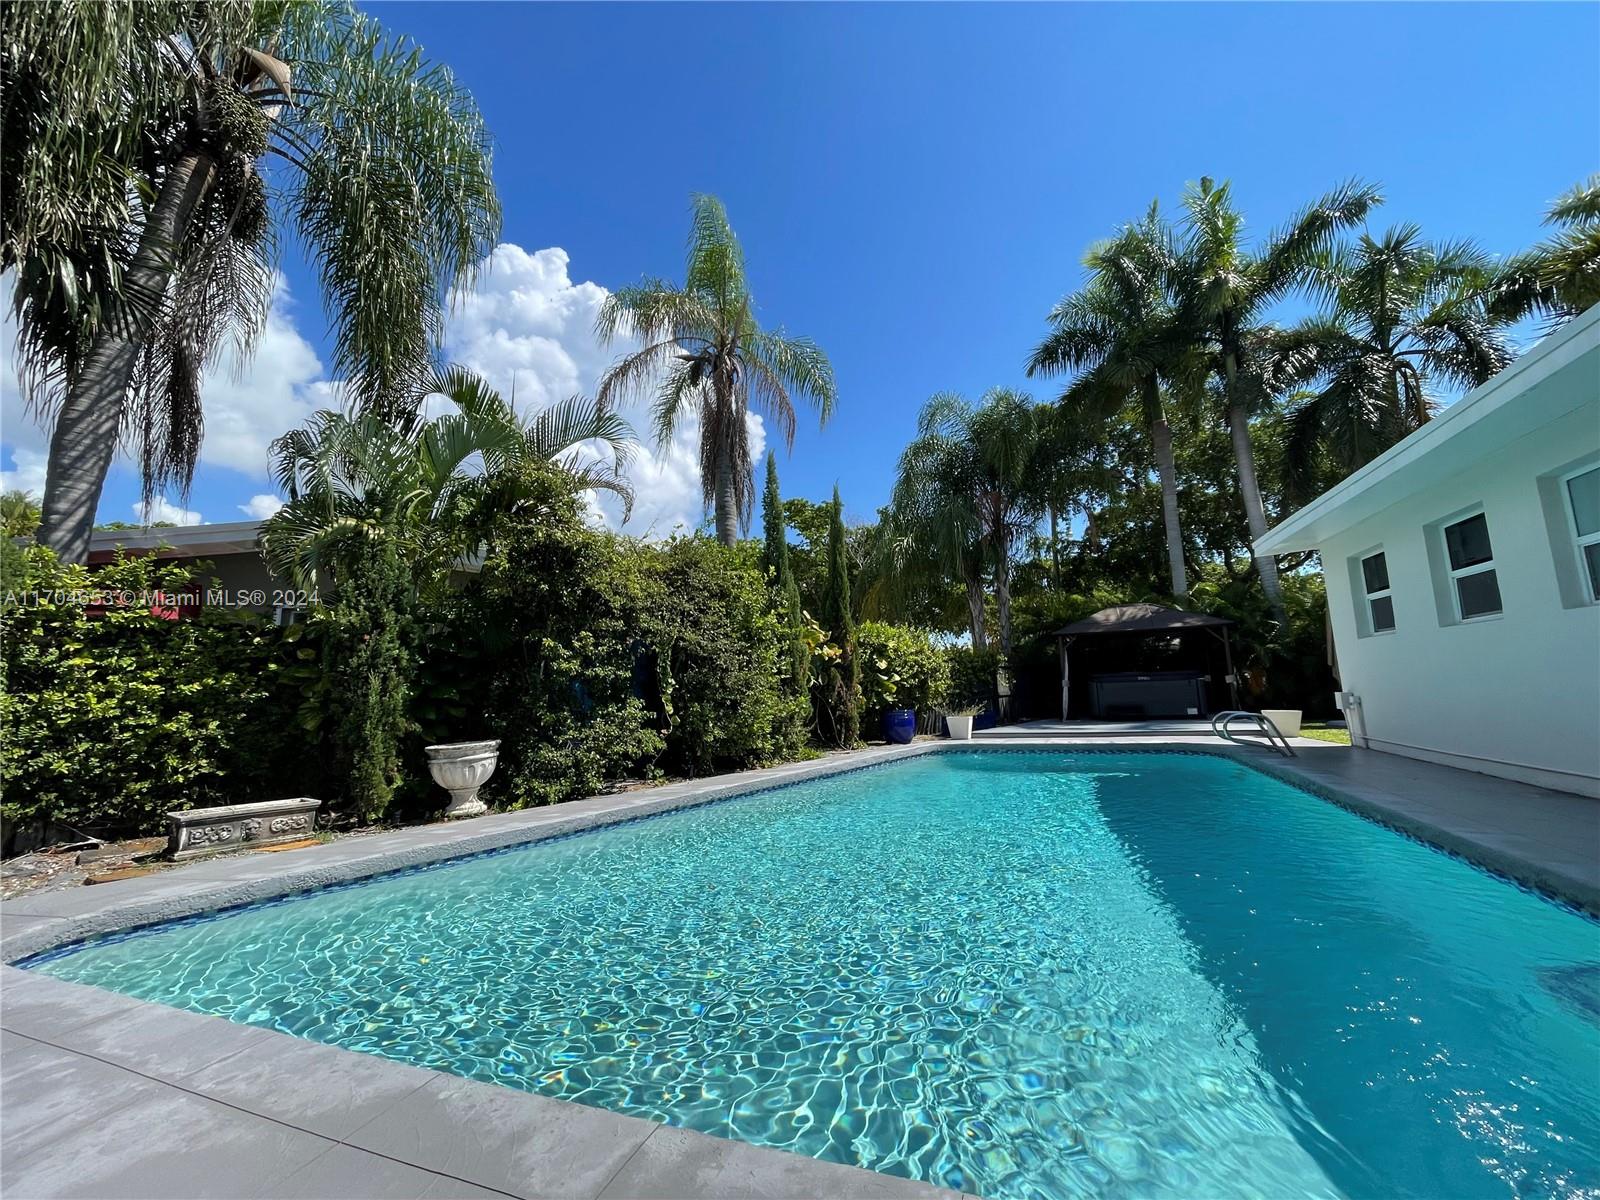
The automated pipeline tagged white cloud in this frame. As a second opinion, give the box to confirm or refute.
[0,272,327,516]
[0,446,47,498]
[135,497,202,526]
[238,493,284,519]
[197,278,332,477]
[2,247,757,537]
[445,243,759,539]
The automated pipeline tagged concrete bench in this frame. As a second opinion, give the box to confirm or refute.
[166,798,321,861]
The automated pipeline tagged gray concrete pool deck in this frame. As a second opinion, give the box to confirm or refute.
[2,737,1596,1198]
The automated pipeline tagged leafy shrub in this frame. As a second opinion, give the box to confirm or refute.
[444,468,664,809]
[857,621,950,730]
[944,645,1001,712]
[434,474,808,804]
[0,547,295,846]
[648,537,808,775]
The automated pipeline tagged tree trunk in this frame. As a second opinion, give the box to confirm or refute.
[963,566,988,652]
[39,151,216,562]
[1228,401,1285,619]
[1149,411,1188,602]
[712,457,739,546]
[1048,504,1060,586]
[995,527,1013,659]
[709,363,741,547]
[1222,352,1285,621]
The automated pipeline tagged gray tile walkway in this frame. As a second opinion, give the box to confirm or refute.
[3,735,1594,1199]
[1256,742,1600,911]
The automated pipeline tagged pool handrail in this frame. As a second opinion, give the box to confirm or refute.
[1210,710,1297,758]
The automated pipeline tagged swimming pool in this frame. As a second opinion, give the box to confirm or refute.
[26,750,1599,1198]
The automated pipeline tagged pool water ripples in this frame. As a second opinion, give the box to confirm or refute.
[30,751,1599,1199]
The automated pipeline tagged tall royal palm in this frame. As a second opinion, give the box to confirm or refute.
[594,195,836,546]
[3,2,500,563]
[1028,209,1197,600]
[1488,176,1600,327]
[1176,177,1380,617]
[1277,225,1515,487]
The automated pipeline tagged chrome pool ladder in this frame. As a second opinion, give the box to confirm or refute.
[1210,710,1297,758]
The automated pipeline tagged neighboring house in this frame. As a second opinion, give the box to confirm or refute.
[88,519,306,623]
[1255,304,1600,798]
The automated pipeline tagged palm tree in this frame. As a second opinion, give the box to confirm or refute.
[1175,177,1381,617]
[594,194,836,546]
[887,389,1045,658]
[1488,176,1600,326]
[1028,208,1197,600]
[885,420,990,652]
[261,366,635,592]
[3,2,500,563]
[1275,225,1516,488]
[0,490,41,539]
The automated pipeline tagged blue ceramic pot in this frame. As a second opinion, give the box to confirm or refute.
[884,708,916,744]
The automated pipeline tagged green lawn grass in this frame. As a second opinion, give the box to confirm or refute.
[1299,723,1352,745]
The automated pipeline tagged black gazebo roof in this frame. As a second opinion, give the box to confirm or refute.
[1052,603,1235,638]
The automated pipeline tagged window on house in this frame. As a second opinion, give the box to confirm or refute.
[1360,551,1395,632]
[1563,465,1600,602]
[1443,512,1502,620]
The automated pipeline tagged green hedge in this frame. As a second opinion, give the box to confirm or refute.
[857,621,950,731]
[0,479,815,842]
[0,548,298,847]
[417,474,805,809]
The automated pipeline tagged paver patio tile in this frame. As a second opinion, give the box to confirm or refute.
[185,1026,442,1140]
[343,1072,657,1200]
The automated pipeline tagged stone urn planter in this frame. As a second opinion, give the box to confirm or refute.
[425,740,500,819]
[1260,709,1303,738]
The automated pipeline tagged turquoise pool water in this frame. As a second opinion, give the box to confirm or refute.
[28,751,1600,1198]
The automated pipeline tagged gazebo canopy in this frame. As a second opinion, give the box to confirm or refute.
[1051,604,1240,718]
[1052,603,1234,638]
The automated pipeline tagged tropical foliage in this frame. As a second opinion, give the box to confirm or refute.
[885,389,1052,657]
[3,89,1592,847]
[1172,177,1380,613]
[2,0,500,562]
[1274,225,1515,489]
[261,365,635,594]
[1488,176,1600,326]
[594,195,837,545]
[1027,209,1196,600]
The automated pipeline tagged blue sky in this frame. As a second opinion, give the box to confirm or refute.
[3,1,1597,533]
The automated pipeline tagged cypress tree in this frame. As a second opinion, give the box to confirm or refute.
[761,452,789,585]
[761,452,810,698]
[325,537,412,822]
[821,486,852,641]
[820,486,860,746]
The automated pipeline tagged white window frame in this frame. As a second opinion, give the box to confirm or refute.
[1442,511,1502,623]
[1560,463,1600,604]
[1359,549,1396,635]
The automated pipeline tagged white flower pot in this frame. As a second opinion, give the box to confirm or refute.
[1260,709,1303,738]
[425,740,500,819]
[945,714,974,741]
